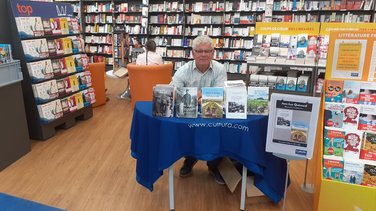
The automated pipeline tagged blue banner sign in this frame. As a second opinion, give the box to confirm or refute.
[11,0,74,18]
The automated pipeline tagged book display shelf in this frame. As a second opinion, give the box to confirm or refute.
[8,0,95,140]
[82,0,148,69]
[313,30,376,210]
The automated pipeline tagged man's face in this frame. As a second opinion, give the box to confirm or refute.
[192,43,214,67]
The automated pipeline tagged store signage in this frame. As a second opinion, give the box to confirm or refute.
[255,22,320,36]
[10,0,73,18]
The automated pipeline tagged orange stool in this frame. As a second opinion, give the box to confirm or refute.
[88,62,106,107]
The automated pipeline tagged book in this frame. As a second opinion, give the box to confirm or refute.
[201,87,224,118]
[359,82,376,105]
[342,80,360,104]
[37,99,63,122]
[50,18,61,35]
[15,17,44,38]
[60,97,70,115]
[59,17,69,35]
[225,84,247,119]
[65,56,76,74]
[343,159,364,185]
[342,104,360,131]
[27,59,54,82]
[32,80,59,103]
[358,105,376,132]
[325,80,343,103]
[247,86,269,115]
[175,87,198,118]
[324,128,345,157]
[323,156,344,181]
[324,102,344,129]
[362,162,376,187]
[69,75,79,92]
[74,93,84,110]
[51,59,63,76]
[62,38,73,54]
[296,76,309,92]
[0,44,12,64]
[344,130,363,160]
[42,19,52,35]
[360,132,376,161]
[152,84,175,117]
[21,39,49,61]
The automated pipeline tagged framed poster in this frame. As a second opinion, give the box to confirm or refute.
[266,93,321,159]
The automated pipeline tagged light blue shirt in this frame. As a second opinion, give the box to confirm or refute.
[171,60,227,90]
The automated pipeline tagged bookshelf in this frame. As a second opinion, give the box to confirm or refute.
[8,0,94,140]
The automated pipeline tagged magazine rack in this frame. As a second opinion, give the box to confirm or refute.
[7,0,93,140]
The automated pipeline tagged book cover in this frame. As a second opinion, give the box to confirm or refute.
[362,163,376,187]
[325,80,343,102]
[359,82,376,105]
[50,18,61,35]
[65,56,76,74]
[360,132,376,161]
[0,44,12,64]
[56,78,66,96]
[60,97,70,115]
[344,130,364,160]
[15,17,44,38]
[59,17,69,35]
[342,104,360,131]
[358,105,376,131]
[296,76,309,92]
[324,128,345,157]
[342,80,360,104]
[247,86,269,115]
[62,38,73,55]
[175,87,198,118]
[88,87,96,104]
[323,156,344,181]
[59,57,68,74]
[201,87,224,118]
[152,85,175,117]
[69,18,81,34]
[67,95,77,112]
[81,90,91,107]
[47,39,57,57]
[27,59,54,82]
[42,19,52,35]
[21,39,49,61]
[32,80,59,103]
[324,102,344,129]
[286,77,297,91]
[54,38,64,55]
[63,77,72,94]
[37,99,63,123]
[74,93,84,110]
[343,159,364,185]
[51,59,62,76]
[276,76,287,90]
[69,75,79,92]
[225,86,247,119]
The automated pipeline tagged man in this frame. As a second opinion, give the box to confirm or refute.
[136,39,163,65]
[171,35,227,185]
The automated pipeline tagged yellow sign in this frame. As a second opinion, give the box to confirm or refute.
[320,23,376,36]
[326,31,376,81]
[255,22,320,35]
[336,42,362,71]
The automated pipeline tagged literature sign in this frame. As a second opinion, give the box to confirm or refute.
[266,93,320,159]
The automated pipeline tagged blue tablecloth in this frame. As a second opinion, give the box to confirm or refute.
[130,101,287,203]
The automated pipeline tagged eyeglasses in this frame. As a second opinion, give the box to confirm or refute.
[193,49,213,54]
[328,86,341,92]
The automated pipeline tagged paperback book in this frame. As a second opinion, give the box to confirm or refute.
[32,80,59,103]
[362,163,376,187]
[37,99,63,123]
[175,87,198,118]
[360,132,376,161]
[323,155,344,181]
[225,85,247,119]
[201,87,224,118]
[342,104,360,131]
[152,84,175,117]
[324,102,344,129]
[343,130,364,160]
[247,86,269,115]
[358,105,376,132]
[27,59,54,82]
[21,39,49,61]
[325,80,343,103]
[15,17,44,38]
[323,128,345,157]
[342,80,360,104]
[343,159,364,185]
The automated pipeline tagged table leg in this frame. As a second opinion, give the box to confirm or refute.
[240,166,247,211]
[168,165,174,211]
[282,160,290,211]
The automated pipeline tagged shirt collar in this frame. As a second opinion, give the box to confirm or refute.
[193,61,213,74]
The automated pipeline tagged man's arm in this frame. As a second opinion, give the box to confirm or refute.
[212,64,227,87]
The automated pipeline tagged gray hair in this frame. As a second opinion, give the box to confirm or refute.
[192,35,214,50]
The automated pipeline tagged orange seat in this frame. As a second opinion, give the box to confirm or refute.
[127,63,173,108]
[87,62,106,107]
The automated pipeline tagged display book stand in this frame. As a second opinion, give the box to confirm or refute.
[8,0,94,140]
[314,30,376,210]
[266,93,321,211]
